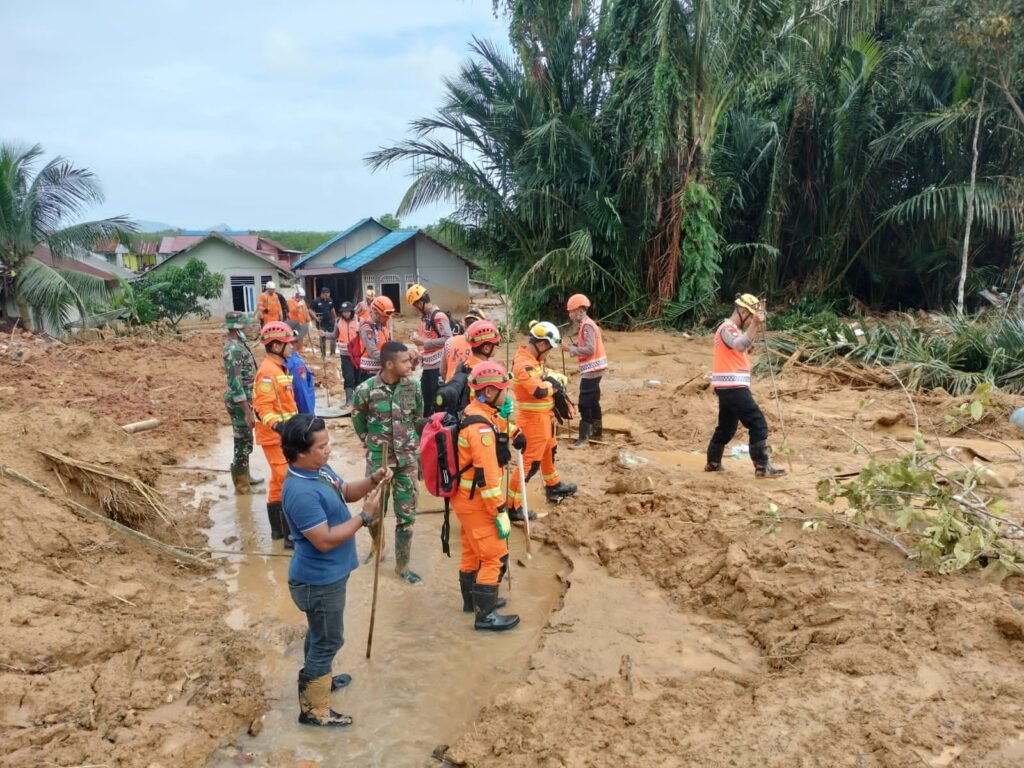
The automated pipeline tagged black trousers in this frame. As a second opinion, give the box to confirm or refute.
[421,369,441,417]
[707,387,769,465]
[340,355,357,391]
[578,376,602,423]
[319,332,337,358]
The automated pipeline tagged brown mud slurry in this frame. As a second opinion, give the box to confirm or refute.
[3,323,1024,766]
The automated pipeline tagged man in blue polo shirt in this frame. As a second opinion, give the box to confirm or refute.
[280,414,386,729]
[285,320,316,416]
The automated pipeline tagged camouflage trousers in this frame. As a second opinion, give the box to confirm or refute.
[365,456,418,529]
[226,401,254,473]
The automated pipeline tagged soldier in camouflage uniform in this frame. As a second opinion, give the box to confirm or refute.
[223,312,264,494]
[352,341,424,584]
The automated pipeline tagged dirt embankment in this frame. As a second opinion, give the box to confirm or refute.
[446,331,1024,768]
[0,331,262,768]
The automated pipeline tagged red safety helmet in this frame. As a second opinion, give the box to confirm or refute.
[260,321,296,345]
[467,361,512,391]
[466,320,500,348]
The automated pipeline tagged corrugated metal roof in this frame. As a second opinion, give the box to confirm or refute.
[333,229,417,271]
[292,218,381,268]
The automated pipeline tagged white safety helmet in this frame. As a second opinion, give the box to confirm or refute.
[528,320,561,347]
[266,281,276,290]
[295,286,305,297]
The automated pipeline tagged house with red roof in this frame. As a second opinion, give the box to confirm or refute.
[158,231,301,267]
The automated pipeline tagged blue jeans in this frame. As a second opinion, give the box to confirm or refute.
[288,576,348,678]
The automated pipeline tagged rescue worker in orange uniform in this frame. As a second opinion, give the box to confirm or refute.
[357,295,395,382]
[435,320,502,417]
[454,361,526,631]
[287,286,311,348]
[705,293,785,478]
[566,294,608,449]
[253,321,300,547]
[257,281,287,325]
[507,321,577,521]
[407,283,453,417]
[441,307,487,382]
[354,289,375,324]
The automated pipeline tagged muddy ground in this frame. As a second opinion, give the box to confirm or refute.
[2,322,1024,767]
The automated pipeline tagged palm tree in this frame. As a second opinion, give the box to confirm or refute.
[0,143,133,332]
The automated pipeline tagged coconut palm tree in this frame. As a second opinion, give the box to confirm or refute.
[0,143,133,332]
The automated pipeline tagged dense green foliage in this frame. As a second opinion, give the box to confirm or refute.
[256,230,335,253]
[369,0,1023,328]
[138,257,224,329]
[0,143,132,331]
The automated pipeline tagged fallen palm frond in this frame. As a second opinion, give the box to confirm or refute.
[757,313,1024,395]
[37,449,173,530]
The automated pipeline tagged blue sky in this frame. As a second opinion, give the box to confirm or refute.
[0,0,506,230]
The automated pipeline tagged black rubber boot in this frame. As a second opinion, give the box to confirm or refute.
[297,671,352,727]
[592,418,603,439]
[704,462,726,472]
[751,440,785,478]
[267,502,284,540]
[571,422,592,449]
[460,570,505,613]
[755,464,786,479]
[508,506,537,522]
[545,481,577,501]
[472,584,519,631]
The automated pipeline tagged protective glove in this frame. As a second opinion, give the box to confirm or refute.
[272,421,285,435]
[497,398,513,419]
[494,508,511,540]
[542,375,563,393]
[513,431,527,451]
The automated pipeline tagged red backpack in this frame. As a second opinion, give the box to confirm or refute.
[419,411,492,556]
[347,325,365,371]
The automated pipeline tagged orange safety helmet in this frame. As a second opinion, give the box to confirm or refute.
[468,360,512,391]
[371,296,396,315]
[260,321,296,345]
[406,283,428,306]
[466,320,500,348]
[566,293,591,311]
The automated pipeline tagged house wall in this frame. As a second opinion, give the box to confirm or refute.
[301,220,391,269]
[358,240,417,313]
[153,239,288,317]
[414,236,471,313]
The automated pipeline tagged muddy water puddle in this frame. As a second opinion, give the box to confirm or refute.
[183,425,565,767]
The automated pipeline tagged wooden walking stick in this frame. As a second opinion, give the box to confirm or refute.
[366,443,389,659]
[320,341,332,408]
[560,346,573,442]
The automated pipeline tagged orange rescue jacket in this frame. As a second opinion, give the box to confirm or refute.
[453,400,511,515]
[512,344,555,415]
[257,291,285,323]
[287,297,310,324]
[710,321,751,389]
[576,317,608,375]
[252,356,298,445]
[335,317,359,351]
[442,335,472,382]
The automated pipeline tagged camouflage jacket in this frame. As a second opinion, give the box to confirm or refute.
[351,374,423,467]
[223,337,258,405]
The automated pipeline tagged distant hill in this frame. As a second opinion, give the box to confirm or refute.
[205,223,233,232]
[258,231,335,252]
[134,219,178,233]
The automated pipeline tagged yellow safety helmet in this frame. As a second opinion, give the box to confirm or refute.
[528,320,561,347]
[735,293,761,313]
[406,283,428,306]
[365,288,375,300]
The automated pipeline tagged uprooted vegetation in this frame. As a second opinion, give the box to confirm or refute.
[761,312,1024,395]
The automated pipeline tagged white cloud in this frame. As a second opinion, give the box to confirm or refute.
[0,0,508,229]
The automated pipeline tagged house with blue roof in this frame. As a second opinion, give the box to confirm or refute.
[293,218,473,313]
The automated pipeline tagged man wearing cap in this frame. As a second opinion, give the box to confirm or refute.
[287,287,311,348]
[222,312,264,494]
[310,286,337,359]
[257,281,288,326]
[705,293,785,479]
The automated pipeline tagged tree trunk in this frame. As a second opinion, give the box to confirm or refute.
[15,293,34,333]
[957,91,984,316]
